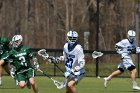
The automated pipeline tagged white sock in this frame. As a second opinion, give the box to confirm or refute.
[0,77,2,85]
[106,75,112,81]
[132,81,137,86]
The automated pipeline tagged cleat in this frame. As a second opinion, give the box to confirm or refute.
[104,77,108,88]
[133,86,140,90]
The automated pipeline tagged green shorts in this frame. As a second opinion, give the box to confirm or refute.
[15,68,35,82]
[0,51,9,66]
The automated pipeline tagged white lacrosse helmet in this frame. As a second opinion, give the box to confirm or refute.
[127,30,136,42]
[67,31,78,45]
[12,35,23,48]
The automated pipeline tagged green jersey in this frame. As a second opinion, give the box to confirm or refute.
[0,37,10,58]
[3,45,34,73]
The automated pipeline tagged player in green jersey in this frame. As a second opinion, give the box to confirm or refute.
[1,35,39,93]
[0,37,11,85]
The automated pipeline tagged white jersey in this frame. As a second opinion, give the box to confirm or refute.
[63,43,85,74]
[115,39,136,59]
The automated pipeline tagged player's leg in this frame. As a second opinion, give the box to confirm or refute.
[27,68,39,93]
[29,77,39,93]
[3,62,10,75]
[0,65,3,85]
[0,59,6,85]
[18,81,26,88]
[16,73,26,88]
[66,80,76,93]
[104,67,124,88]
[66,74,84,93]
[128,66,140,90]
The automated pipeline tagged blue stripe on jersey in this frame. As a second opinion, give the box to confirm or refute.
[68,42,77,52]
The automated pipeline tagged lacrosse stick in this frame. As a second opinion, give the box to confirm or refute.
[92,51,103,58]
[37,49,64,73]
[38,49,58,63]
[37,69,65,89]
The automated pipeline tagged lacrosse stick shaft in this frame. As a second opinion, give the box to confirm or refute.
[38,69,52,79]
[54,63,64,73]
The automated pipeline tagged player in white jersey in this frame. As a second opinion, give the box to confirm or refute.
[104,30,140,90]
[63,31,85,93]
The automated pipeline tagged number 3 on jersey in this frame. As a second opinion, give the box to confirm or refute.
[19,56,27,66]
[65,57,73,69]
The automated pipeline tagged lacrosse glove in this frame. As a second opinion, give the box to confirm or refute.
[34,63,40,70]
[10,67,16,78]
[48,56,60,64]
[64,70,72,78]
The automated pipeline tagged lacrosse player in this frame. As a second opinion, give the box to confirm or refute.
[0,35,39,93]
[0,36,11,85]
[63,31,85,93]
[104,30,140,90]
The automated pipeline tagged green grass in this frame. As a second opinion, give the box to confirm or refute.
[0,76,140,93]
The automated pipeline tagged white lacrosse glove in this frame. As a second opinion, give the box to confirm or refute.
[74,71,80,76]
[10,67,16,78]
[136,47,140,53]
[64,70,72,78]
[48,56,56,63]
[47,56,61,64]
[74,66,81,71]
[64,69,80,78]
[34,63,39,70]
[59,56,65,61]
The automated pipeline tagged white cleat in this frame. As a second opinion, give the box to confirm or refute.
[133,86,140,90]
[104,77,108,88]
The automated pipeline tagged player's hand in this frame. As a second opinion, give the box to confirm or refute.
[48,56,60,64]
[47,56,55,63]
[34,63,39,70]
[10,68,16,78]
[74,71,80,76]
[74,66,81,71]
[64,70,72,78]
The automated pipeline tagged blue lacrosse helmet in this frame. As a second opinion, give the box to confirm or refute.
[67,31,78,46]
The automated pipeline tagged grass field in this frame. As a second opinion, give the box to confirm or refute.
[0,76,140,93]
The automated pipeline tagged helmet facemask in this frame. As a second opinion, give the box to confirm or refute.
[12,35,23,48]
[127,30,136,43]
[67,31,78,46]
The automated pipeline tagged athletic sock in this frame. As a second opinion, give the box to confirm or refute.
[0,77,2,85]
[132,81,137,86]
[106,75,112,81]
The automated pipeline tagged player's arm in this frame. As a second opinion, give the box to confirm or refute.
[115,41,126,54]
[28,48,40,70]
[74,48,85,72]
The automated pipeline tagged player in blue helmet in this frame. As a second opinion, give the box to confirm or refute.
[63,31,85,93]
[104,30,140,90]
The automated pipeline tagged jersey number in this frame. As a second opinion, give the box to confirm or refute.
[19,56,27,66]
[65,57,73,68]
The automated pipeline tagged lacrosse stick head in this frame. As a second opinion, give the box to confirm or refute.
[38,49,49,59]
[92,51,103,58]
[53,80,64,89]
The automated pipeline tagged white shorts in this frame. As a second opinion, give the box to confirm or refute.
[118,58,135,70]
